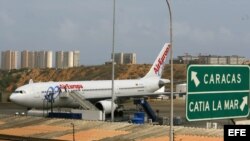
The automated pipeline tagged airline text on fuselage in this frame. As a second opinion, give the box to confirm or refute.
[59,84,83,90]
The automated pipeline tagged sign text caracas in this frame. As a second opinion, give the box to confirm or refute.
[186,65,249,121]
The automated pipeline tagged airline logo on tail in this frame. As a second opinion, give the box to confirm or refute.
[154,44,171,75]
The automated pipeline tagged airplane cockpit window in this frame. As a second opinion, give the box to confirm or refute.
[13,90,26,94]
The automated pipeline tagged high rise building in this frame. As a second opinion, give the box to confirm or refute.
[1,50,80,69]
[73,51,80,67]
[11,51,18,69]
[55,51,64,68]
[64,51,74,68]
[34,51,53,68]
[56,51,80,68]
[112,52,136,64]
[1,52,5,69]
[113,53,123,64]
[21,50,35,68]
[45,51,53,68]
[28,51,35,68]
[123,53,136,64]
[1,50,18,70]
[21,50,29,68]
[36,51,45,68]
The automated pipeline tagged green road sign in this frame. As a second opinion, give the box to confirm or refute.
[186,65,250,121]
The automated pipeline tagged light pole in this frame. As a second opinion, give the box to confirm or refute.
[111,0,116,122]
[165,0,174,141]
[71,123,75,141]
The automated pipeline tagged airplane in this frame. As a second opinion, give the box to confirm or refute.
[10,43,171,114]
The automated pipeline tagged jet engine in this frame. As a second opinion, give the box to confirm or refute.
[95,100,117,114]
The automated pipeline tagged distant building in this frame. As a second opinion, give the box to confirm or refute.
[174,54,246,65]
[21,50,36,68]
[34,51,44,68]
[1,52,4,69]
[113,53,123,64]
[21,50,29,68]
[28,51,35,68]
[2,50,81,69]
[55,51,80,68]
[34,51,53,68]
[64,51,74,68]
[112,52,136,64]
[123,53,136,64]
[173,55,199,64]
[243,60,250,65]
[199,55,245,65]
[1,50,18,70]
[55,51,64,69]
[73,51,80,67]
[227,55,245,64]
[46,51,53,68]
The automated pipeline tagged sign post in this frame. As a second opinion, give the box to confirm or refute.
[186,65,249,121]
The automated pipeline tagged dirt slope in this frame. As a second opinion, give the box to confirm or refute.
[0,64,186,93]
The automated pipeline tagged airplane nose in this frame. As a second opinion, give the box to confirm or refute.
[9,93,31,108]
[9,94,16,102]
[9,94,26,106]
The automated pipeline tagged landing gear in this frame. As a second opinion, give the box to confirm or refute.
[115,105,124,117]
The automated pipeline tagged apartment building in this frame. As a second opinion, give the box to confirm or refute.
[55,51,80,68]
[112,52,136,64]
[175,54,246,65]
[1,50,18,70]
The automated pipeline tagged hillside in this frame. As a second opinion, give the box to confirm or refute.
[0,64,187,93]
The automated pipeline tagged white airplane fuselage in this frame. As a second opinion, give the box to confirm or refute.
[10,78,161,108]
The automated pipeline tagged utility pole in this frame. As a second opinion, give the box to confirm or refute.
[71,123,75,141]
[165,0,174,141]
[111,0,116,122]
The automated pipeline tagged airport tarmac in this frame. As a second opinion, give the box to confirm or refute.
[2,99,248,141]
[124,99,236,128]
[0,103,27,115]
[0,99,235,128]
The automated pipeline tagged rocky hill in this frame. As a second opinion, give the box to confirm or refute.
[0,64,187,93]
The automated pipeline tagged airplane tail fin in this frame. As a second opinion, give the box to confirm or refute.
[143,43,171,79]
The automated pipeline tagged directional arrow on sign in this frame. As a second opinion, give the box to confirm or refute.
[240,96,248,111]
[191,71,200,87]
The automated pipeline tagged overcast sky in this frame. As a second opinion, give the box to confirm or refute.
[0,0,249,65]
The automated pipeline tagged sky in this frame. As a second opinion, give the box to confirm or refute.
[0,0,249,65]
